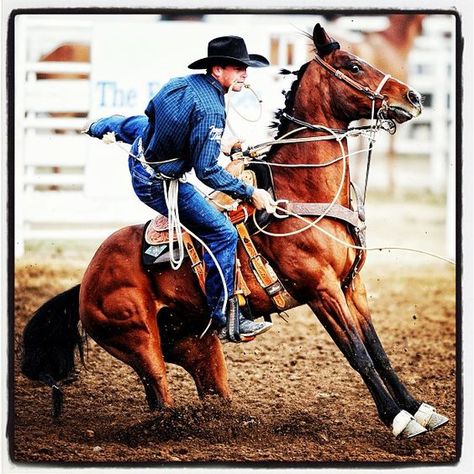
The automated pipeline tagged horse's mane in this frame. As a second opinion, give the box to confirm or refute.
[263,61,311,161]
[270,61,311,140]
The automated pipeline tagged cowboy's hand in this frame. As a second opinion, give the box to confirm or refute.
[221,136,243,156]
[251,188,277,214]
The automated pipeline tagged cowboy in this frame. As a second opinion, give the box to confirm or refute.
[85,36,274,343]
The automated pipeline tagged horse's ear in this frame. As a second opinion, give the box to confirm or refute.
[313,23,340,56]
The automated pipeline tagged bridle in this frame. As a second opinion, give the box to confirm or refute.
[240,54,396,176]
[313,54,391,102]
[311,54,392,202]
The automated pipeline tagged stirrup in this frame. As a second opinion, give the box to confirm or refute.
[227,295,240,342]
[226,296,256,343]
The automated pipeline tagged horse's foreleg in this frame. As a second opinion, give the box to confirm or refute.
[345,275,420,412]
[163,334,231,401]
[345,276,449,431]
[309,280,426,438]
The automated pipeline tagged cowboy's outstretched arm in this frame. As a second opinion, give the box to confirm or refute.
[191,113,275,212]
[83,115,148,144]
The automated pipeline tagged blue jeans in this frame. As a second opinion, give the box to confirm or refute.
[89,115,236,326]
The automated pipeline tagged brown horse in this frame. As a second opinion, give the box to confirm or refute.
[22,24,448,439]
[37,43,90,80]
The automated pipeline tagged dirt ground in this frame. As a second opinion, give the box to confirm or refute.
[9,192,458,466]
[11,256,457,466]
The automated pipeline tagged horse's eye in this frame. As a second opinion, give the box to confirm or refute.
[350,64,361,74]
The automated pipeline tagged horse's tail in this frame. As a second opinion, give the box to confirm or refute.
[21,284,84,417]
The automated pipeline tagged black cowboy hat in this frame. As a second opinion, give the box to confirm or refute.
[188,35,270,69]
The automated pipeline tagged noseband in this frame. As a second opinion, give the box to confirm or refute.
[314,55,391,102]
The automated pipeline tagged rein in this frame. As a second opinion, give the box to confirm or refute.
[240,121,384,162]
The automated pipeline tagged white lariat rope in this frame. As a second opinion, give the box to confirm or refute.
[162,180,185,270]
[225,81,263,137]
[252,203,455,265]
[241,124,383,163]
[159,179,230,337]
[101,132,179,167]
[229,84,263,122]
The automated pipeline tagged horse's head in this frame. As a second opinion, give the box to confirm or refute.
[306,23,422,125]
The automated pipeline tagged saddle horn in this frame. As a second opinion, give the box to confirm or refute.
[313,23,340,56]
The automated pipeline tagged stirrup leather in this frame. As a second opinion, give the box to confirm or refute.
[182,232,206,293]
[182,234,251,301]
[235,222,296,311]
[182,220,295,312]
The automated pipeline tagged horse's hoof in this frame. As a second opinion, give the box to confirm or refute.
[414,403,449,431]
[392,410,427,439]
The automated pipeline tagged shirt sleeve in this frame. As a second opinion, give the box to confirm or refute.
[89,115,147,144]
[190,112,254,200]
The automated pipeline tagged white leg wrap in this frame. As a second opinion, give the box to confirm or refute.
[414,402,449,431]
[413,402,435,427]
[392,410,427,439]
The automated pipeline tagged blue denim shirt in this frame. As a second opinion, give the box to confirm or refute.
[140,73,254,200]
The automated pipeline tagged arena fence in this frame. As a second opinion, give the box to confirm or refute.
[13,15,455,257]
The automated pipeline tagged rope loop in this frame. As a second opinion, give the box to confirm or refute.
[163,180,185,270]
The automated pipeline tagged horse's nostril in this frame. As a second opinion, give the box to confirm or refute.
[407,89,421,107]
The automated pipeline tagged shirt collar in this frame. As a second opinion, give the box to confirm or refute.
[204,73,225,96]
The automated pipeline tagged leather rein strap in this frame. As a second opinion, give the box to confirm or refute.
[313,55,390,101]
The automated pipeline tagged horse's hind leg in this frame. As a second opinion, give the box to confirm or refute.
[81,293,174,410]
[163,332,231,401]
[92,329,174,410]
[345,275,449,431]
[309,275,426,438]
